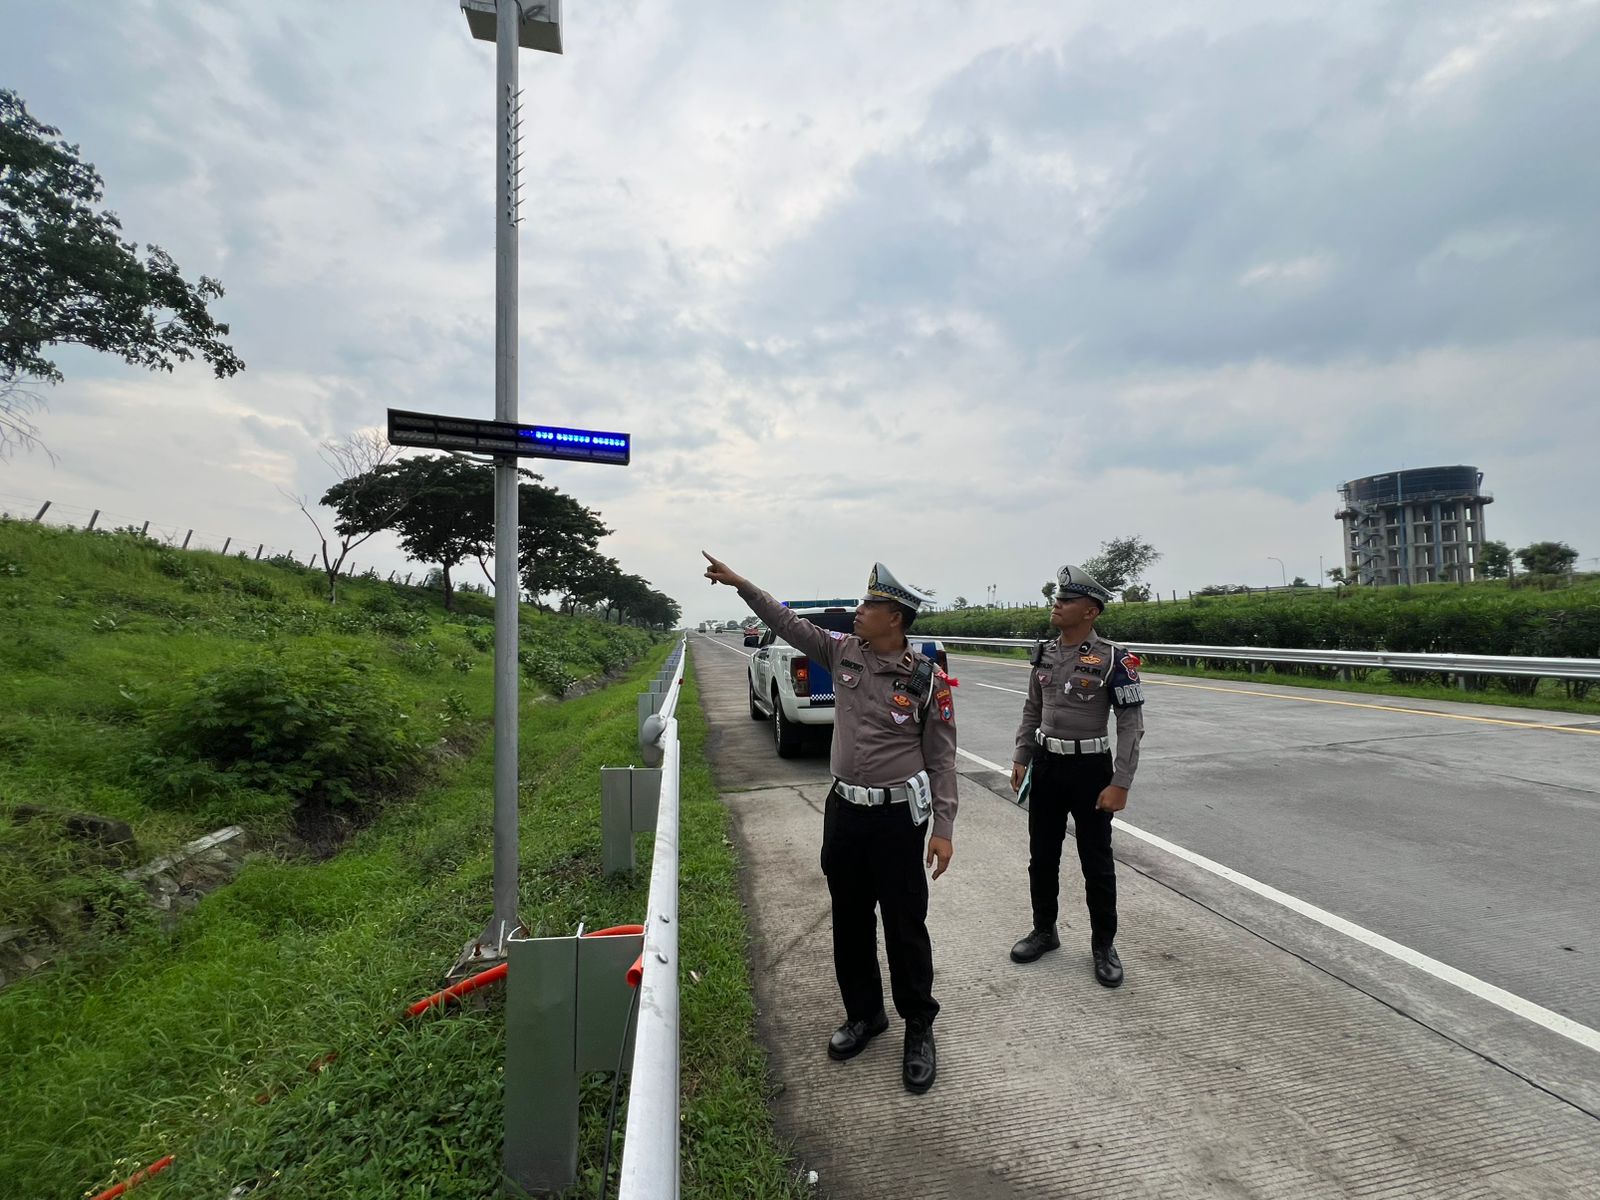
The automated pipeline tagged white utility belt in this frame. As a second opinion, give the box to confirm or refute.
[832,769,932,810]
[1035,730,1111,756]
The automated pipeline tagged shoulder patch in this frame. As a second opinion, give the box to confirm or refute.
[1109,647,1145,708]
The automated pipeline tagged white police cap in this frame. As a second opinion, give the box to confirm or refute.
[1054,564,1112,608]
[866,562,930,611]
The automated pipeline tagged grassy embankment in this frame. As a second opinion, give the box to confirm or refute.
[920,578,1600,716]
[0,520,803,1198]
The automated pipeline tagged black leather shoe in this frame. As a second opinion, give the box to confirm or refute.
[1093,942,1124,988]
[1010,925,1061,963]
[827,1010,889,1061]
[902,1019,937,1094]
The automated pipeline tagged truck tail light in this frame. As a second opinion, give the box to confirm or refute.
[791,658,811,698]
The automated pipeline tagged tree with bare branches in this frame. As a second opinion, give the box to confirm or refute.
[284,431,421,603]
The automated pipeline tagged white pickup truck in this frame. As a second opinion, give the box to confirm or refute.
[745,600,949,758]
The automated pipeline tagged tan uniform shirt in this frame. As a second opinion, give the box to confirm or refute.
[1012,630,1145,789]
[738,584,960,840]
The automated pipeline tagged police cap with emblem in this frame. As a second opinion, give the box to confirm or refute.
[866,562,931,612]
[1054,563,1112,610]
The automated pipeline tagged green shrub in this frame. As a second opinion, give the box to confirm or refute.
[143,652,426,809]
[394,639,443,673]
[520,645,578,695]
[917,586,1600,659]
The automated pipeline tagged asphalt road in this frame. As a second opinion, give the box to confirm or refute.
[694,630,1600,1113]
[689,630,1600,1198]
[946,650,1600,1032]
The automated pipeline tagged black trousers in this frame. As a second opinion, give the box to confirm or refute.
[1027,751,1118,946]
[820,791,939,1025]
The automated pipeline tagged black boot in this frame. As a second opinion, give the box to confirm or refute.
[1092,942,1124,988]
[902,1019,937,1094]
[1010,925,1060,964]
[827,1010,889,1061]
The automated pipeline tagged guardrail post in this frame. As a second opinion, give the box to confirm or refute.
[637,691,663,743]
[504,929,643,1194]
[601,767,664,876]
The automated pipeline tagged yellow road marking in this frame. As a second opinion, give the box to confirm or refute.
[954,653,1600,737]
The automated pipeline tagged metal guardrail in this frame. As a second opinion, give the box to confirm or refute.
[930,635,1600,683]
[618,637,685,1199]
[502,638,685,1197]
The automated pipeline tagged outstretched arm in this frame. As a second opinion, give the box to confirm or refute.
[702,550,837,664]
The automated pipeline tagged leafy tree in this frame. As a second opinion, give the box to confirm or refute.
[1515,541,1578,577]
[952,595,968,608]
[1291,575,1309,588]
[1121,584,1151,602]
[1,90,242,457]
[515,482,609,608]
[1041,582,1055,601]
[1479,540,1512,580]
[384,456,495,611]
[1081,535,1162,593]
[564,554,622,616]
[1326,565,1351,585]
[607,573,657,625]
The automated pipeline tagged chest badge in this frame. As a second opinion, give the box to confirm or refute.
[1077,653,1104,667]
[891,693,913,708]
[839,672,856,686]
[892,711,910,725]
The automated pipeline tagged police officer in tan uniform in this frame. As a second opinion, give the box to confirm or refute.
[703,551,956,1094]
[1009,564,1145,987]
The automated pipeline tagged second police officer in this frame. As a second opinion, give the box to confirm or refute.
[1009,564,1145,987]
[702,551,956,1094]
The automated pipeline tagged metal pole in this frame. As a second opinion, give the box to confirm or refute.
[487,0,524,956]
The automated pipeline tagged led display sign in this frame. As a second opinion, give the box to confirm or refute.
[387,409,630,465]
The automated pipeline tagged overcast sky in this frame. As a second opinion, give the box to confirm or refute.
[6,0,1598,621]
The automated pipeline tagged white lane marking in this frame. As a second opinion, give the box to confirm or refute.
[695,634,754,659]
[956,751,1600,1055]
[969,680,1026,696]
[957,747,1012,773]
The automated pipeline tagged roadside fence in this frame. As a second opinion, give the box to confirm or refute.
[0,491,418,584]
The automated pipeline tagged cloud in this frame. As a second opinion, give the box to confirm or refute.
[5,0,1598,618]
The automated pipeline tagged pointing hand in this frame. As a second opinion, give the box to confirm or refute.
[702,551,745,589]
